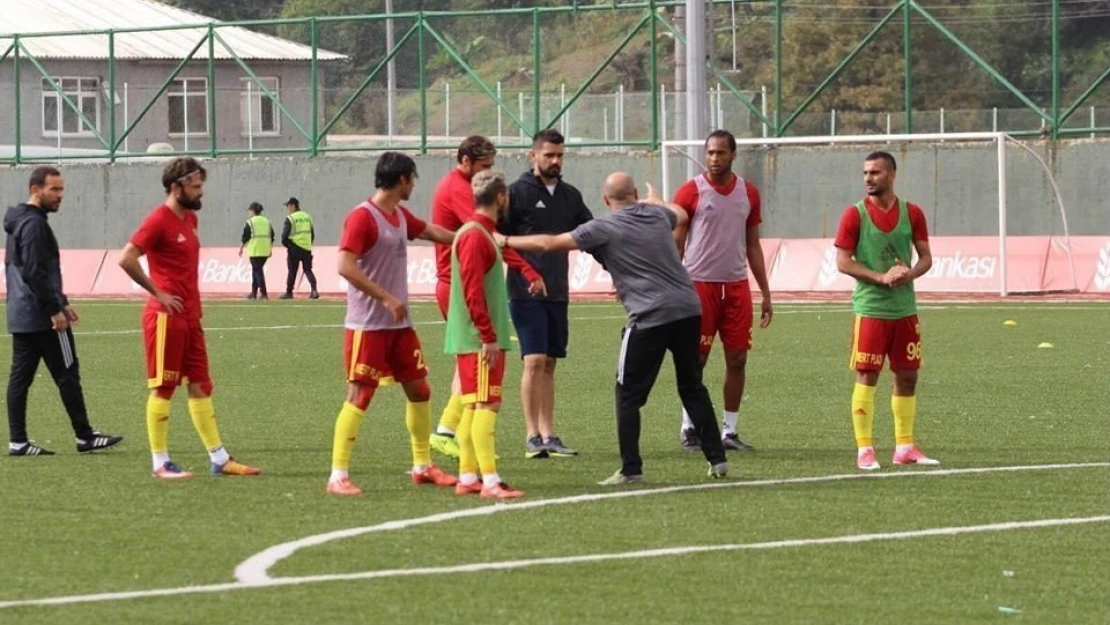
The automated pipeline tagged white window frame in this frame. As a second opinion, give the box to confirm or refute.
[41,77,101,137]
[168,78,209,136]
[240,76,281,136]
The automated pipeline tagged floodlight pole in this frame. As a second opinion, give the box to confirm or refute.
[386,0,396,146]
[684,0,709,178]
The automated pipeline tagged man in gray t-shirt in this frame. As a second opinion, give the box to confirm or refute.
[498,172,728,484]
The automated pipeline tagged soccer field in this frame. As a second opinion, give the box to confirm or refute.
[0,299,1107,625]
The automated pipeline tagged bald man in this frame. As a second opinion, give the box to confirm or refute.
[498,172,729,485]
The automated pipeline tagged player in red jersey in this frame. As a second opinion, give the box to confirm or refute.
[428,136,543,460]
[672,130,773,453]
[117,157,260,480]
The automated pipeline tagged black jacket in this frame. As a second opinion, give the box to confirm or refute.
[4,203,68,334]
[502,171,594,301]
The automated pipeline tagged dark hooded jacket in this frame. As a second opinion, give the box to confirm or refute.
[4,203,67,333]
[501,170,594,301]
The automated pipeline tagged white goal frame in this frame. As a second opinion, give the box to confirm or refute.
[661,132,1078,296]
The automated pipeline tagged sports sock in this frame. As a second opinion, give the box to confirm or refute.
[330,402,366,471]
[457,408,478,476]
[722,410,739,435]
[681,408,695,431]
[406,400,432,467]
[146,395,172,454]
[152,451,171,472]
[472,408,498,478]
[329,469,349,482]
[187,397,224,454]
[436,394,463,435]
[892,395,917,446]
[851,383,877,448]
[482,473,503,489]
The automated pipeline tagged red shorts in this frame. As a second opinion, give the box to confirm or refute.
[144,311,210,389]
[456,352,506,404]
[344,327,428,386]
[435,280,450,320]
[850,315,922,372]
[694,280,753,357]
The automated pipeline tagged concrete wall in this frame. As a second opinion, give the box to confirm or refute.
[0,59,314,155]
[0,139,1106,249]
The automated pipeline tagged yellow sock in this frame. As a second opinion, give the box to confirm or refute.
[406,400,432,467]
[892,395,917,446]
[331,402,366,471]
[851,383,877,448]
[457,407,478,475]
[187,397,223,452]
[437,394,464,433]
[146,395,172,453]
[472,407,499,477]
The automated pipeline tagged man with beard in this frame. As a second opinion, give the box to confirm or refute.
[445,170,525,499]
[5,166,123,456]
[118,157,261,479]
[834,151,938,471]
[502,129,593,459]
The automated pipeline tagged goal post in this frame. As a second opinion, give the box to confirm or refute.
[660,132,1078,296]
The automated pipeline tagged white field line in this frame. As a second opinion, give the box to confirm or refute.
[0,462,1104,610]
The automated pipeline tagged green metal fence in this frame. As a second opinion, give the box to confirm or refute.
[1,0,1108,164]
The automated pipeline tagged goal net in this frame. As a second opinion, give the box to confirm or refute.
[660,132,1078,296]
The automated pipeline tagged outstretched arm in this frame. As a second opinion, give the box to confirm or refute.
[498,232,579,254]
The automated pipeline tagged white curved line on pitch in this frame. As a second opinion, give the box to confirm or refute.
[2,513,1108,610]
[234,462,1109,584]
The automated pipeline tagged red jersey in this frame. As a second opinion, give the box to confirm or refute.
[130,205,202,320]
[673,174,763,228]
[455,213,500,343]
[431,167,540,284]
[339,201,427,255]
[834,196,929,252]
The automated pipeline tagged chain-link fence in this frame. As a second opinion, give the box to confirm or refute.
[2,1,1108,163]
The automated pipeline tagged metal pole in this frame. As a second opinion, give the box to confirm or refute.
[445,82,450,140]
[903,0,913,134]
[386,0,396,146]
[886,112,891,135]
[13,37,20,164]
[830,109,835,136]
[997,134,1008,297]
[532,9,541,134]
[761,84,768,138]
[123,82,129,153]
[418,13,427,154]
[560,83,566,136]
[660,84,667,144]
[1051,0,1059,139]
[685,0,708,175]
[56,85,62,161]
[604,106,609,143]
[108,31,116,161]
[183,77,189,153]
[1091,106,1096,139]
[247,81,254,156]
[649,0,658,150]
[992,106,998,132]
[620,84,625,143]
[774,0,782,136]
[310,17,319,155]
[497,81,503,141]
[716,82,723,129]
[206,24,216,156]
[940,106,945,134]
[674,3,687,153]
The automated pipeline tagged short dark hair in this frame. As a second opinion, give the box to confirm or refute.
[162,157,207,193]
[865,151,897,171]
[532,128,565,148]
[248,202,264,214]
[29,166,61,190]
[375,152,417,190]
[472,170,507,207]
[457,135,497,164]
[705,129,736,152]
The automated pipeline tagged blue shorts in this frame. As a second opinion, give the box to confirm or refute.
[509,299,569,359]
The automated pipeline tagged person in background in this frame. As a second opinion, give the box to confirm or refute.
[280,197,319,300]
[239,202,273,300]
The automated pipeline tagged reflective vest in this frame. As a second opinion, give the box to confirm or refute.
[287,211,313,251]
[245,215,272,258]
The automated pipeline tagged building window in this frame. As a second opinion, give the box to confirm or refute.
[168,78,208,135]
[240,77,280,135]
[42,77,100,137]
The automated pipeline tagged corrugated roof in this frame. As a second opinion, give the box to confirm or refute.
[0,0,346,61]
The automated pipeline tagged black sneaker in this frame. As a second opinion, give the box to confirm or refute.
[309,291,320,300]
[76,431,124,453]
[543,435,578,457]
[680,428,701,452]
[279,293,294,300]
[9,441,55,456]
[722,432,755,452]
[525,435,548,459]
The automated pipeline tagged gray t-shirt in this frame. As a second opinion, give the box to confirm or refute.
[570,203,701,329]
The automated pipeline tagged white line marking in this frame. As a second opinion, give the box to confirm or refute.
[2,511,1107,609]
[235,461,1108,584]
